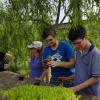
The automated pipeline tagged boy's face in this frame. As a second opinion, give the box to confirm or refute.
[72,38,86,50]
[45,35,57,47]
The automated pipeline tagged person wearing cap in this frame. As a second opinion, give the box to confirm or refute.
[27,41,44,80]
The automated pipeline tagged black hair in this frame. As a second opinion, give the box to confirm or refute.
[0,52,5,60]
[68,25,86,42]
[42,27,56,39]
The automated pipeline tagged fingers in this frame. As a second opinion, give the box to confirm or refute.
[58,77,64,80]
[35,77,42,81]
[46,61,52,67]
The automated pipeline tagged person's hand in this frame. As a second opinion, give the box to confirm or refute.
[58,76,66,81]
[65,75,74,80]
[24,74,29,78]
[43,59,50,68]
[47,61,59,67]
[70,86,80,93]
[35,77,42,81]
[4,64,10,70]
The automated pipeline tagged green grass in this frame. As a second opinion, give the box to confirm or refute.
[1,85,80,100]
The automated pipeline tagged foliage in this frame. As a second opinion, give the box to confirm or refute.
[86,21,100,48]
[1,85,80,100]
[0,0,100,72]
[0,0,52,72]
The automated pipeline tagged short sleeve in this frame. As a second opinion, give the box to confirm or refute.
[91,50,100,76]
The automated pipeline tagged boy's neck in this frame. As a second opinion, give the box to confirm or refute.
[51,40,59,50]
[82,40,91,53]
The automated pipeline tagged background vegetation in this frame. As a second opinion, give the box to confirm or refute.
[0,0,100,73]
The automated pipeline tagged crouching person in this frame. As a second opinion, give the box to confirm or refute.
[0,51,14,71]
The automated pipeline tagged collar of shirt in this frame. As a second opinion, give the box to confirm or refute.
[78,43,95,57]
[82,43,91,55]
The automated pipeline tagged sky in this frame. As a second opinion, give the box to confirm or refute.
[0,0,6,2]
[0,0,69,23]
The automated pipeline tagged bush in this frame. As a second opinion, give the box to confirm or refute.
[1,85,80,100]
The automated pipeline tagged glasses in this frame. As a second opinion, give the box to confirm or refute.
[73,41,82,45]
[46,38,53,42]
[72,39,84,46]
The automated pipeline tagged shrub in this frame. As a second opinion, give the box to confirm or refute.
[1,85,80,100]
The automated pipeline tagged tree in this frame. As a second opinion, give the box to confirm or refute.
[0,0,100,72]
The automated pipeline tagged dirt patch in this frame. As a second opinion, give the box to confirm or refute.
[0,71,26,90]
[0,71,51,90]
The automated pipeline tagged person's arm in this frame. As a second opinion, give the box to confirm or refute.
[41,68,49,80]
[23,71,30,78]
[4,57,14,70]
[58,74,74,81]
[4,59,13,70]
[35,68,49,83]
[4,52,14,70]
[70,76,99,93]
[47,58,75,68]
